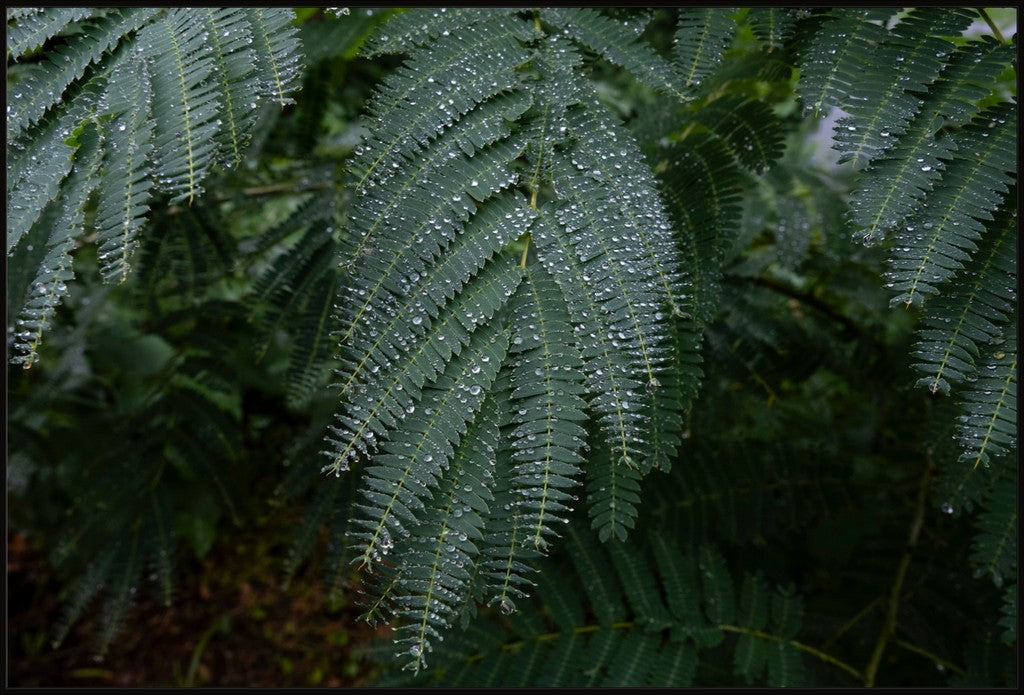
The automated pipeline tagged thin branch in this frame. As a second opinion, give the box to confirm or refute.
[718,624,863,681]
[893,637,965,676]
[863,455,933,686]
[976,8,1007,43]
[822,596,883,650]
[737,274,877,346]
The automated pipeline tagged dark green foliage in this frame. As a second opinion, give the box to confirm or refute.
[7,8,303,366]
[7,7,1017,688]
[828,7,976,168]
[673,8,736,91]
[911,199,1016,395]
[376,526,806,687]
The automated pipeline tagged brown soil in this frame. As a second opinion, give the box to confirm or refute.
[7,519,394,687]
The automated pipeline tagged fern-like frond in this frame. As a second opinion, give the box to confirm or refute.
[94,50,154,283]
[911,200,1016,394]
[884,103,1015,307]
[327,200,531,471]
[11,122,103,368]
[334,138,530,398]
[328,7,700,660]
[245,8,304,108]
[541,8,688,101]
[6,7,93,61]
[347,15,533,197]
[531,209,648,473]
[282,244,343,409]
[7,97,85,254]
[138,8,222,204]
[8,8,303,332]
[657,135,744,324]
[734,572,771,683]
[691,95,785,173]
[674,8,736,91]
[348,311,512,570]
[957,335,1016,470]
[7,8,158,142]
[848,37,1014,243]
[479,382,543,614]
[561,92,687,318]
[389,528,805,686]
[386,395,501,672]
[586,446,643,542]
[507,264,587,551]
[202,8,263,166]
[830,7,976,167]
[361,7,506,57]
[747,8,798,51]
[968,468,1016,588]
[795,9,887,118]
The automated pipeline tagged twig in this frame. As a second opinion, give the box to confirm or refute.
[976,8,1007,43]
[822,596,883,650]
[893,637,965,676]
[718,624,863,681]
[863,456,933,686]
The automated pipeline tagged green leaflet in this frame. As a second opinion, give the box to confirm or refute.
[6,7,93,60]
[885,104,1016,307]
[690,95,786,174]
[734,573,771,683]
[138,8,222,204]
[6,8,305,365]
[747,8,798,51]
[327,208,531,471]
[386,396,501,672]
[796,9,887,118]
[911,201,1016,395]
[203,8,263,166]
[94,50,154,283]
[244,8,303,108]
[848,37,1014,243]
[349,313,511,570]
[507,263,587,551]
[335,140,531,397]
[11,121,103,368]
[657,134,744,325]
[389,529,804,686]
[957,334,1016,470]
[831,7,977,168]
[674,7,736,91]
[361,7,507,57]
[968,468,1016,588]
[542,8,688,101]
[7,8,159,142]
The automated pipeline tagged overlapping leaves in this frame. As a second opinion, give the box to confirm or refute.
[6,7,303,367]
[323,8,697,671]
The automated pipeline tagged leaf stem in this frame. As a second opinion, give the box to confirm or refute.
[718,624,863,681]
[893,637,965,675]
[976,8,1007,43]
[863,455,933,686]
[519,231,531,269]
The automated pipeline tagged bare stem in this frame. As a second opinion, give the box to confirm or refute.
[863,456,933,686]
[893,637,965,676]
[718,624,863,681]
[976,8,1007,43]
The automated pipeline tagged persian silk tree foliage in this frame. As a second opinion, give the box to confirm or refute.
[7,6,303,367]
[7,5,1017,686]
[320,7,715,671]
[795,6,1017,637]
